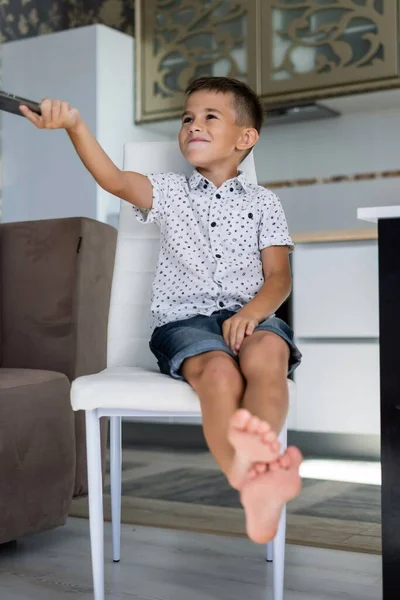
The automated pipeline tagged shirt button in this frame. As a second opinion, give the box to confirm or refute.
[216,193,221,199]
[215,253,221,259]
[248,212,253,219]
[219,301,225,307]
[203,184,207,189]
[229,187,234,192]
[211,222,217,227]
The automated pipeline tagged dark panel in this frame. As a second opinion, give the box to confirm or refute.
[275,294,292,329]
[0,0,134,42]
[378,218,400,599]
[276,253,294,328]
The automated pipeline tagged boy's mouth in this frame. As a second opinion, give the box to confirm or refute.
[188,137,210,144]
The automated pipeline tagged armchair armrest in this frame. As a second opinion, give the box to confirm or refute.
[0,217,117,379]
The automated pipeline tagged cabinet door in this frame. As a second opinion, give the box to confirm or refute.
[135,0,260,122]
[294,341,380,435]
[292,241,379,338]
[260,1,398,105]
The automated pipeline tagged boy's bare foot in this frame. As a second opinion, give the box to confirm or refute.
[240,446,303,544]
[227,408,281,489]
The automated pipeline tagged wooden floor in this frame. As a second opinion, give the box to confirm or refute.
[0,517,382,600]
[70,449,382,554]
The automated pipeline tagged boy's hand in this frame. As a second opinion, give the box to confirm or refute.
[19,98,82,132]
[222,311,259,355]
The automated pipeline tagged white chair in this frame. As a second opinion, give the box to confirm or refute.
[71,141,295,600]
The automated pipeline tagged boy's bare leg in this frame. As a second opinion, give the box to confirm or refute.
[240,330,290,434]
[181,351,281,490]
[235,330,302,543]
[226,331,290,479]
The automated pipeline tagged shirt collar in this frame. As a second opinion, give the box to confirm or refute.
[188,169,205,190]
[188,169,251,193]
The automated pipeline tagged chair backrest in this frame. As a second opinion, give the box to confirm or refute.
[107,141,258,369]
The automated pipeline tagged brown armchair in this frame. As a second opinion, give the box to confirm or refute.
[0,217,117,544]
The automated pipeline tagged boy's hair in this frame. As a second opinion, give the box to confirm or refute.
[184,76,264,134]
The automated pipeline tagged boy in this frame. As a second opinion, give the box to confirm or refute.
[21,76,302,544]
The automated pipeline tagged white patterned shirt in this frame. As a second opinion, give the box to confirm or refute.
[132,169,293,331]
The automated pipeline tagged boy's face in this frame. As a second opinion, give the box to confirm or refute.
[179,90,257,169]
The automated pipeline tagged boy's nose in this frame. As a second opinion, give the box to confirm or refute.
[189,121,203,133]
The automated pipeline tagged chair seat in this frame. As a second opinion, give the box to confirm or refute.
[71,366,296,416]
[71,366,201,414]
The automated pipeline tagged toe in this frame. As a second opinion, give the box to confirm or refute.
[258,421,271,435]
[278,454,290,469]
[248,416,261,434]
[272,441,281,453]
[262,436,280,456]
[255,462,267,474]
[264,430,278,443]
[248,467,257,479]
[231,408,252,431]
[269,461,280,472]
[286,446,303,467]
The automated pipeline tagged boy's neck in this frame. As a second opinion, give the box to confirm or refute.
[196,164,240,189]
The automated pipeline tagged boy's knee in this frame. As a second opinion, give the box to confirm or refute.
[182,351,242,389]
[239,332,289,376]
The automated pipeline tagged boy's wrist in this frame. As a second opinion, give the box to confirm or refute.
[238,304,266,324]
[66,117,84,135]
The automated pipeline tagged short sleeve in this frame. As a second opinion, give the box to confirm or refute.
[258,189,294,252]
[131,172,171,226]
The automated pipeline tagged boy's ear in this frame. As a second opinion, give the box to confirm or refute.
[236,127,259,152]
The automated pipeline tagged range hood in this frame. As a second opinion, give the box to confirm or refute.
[265,102,340,126]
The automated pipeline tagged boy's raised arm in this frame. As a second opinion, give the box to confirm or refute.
[20,98,153,210]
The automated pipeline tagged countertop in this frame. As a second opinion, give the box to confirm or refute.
[358,205,400,223]
[292,227,377,244]
[292,205,400,243]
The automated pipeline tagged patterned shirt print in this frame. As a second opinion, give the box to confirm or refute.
[132,169,293,331]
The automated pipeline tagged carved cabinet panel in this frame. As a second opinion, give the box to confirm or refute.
[135,0,260,122]
[261,0,398,104]
[135,0,400,122]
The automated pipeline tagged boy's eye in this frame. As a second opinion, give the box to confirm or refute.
[206,114,217,119]
[183,116,192,124]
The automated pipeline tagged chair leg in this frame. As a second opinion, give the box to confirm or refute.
[110,416,122,563]
[278,419,288,451]
[273,505,286,600]
[85,410,105,600]
[269,419,288,598]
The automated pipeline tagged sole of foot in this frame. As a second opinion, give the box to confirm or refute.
[227,409,282,489]
[240,446,303,544]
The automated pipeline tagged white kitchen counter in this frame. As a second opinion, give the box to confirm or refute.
[358,205,400,223]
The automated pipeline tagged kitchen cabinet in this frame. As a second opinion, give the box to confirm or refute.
[136,0,400,122]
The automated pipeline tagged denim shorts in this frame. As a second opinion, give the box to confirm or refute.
[149,309,302,381]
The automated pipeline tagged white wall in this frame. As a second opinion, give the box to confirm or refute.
[254,97,400,233]
[2,26,98,222]
[2,25,175,225]
[256,107,400,182]
[95,26,176,224]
